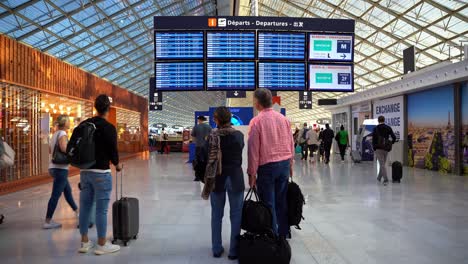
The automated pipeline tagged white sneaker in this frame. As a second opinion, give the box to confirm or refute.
[79,240,94,253]
[43,221,62,229]
[94,242,121,255]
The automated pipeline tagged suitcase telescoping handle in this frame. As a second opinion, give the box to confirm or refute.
[115,165,123,201]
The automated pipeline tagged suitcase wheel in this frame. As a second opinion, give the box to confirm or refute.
[124,241,129,247]
[133,234,138,240]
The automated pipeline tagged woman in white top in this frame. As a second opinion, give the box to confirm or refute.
[43,115,78,229]
[306,127,319,162]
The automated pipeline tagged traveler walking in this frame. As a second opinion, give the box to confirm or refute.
[159,128,169,154]
[306,127,319,162]
[192,116,212,181]
[201,107,245,260]
[43,115,78,229]
[372,116,397,186]
[319,124,334,164]
[335,125,350,162]
[78,95,123,255]
[293,127,299,149]
[298,123,309,160]
[247,88,294,238]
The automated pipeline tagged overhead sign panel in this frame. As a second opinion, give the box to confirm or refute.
[309,64,353,92]
[258,62,305,91]
[207,31,255,59]
[155,31,204,60]
[309,34,353,62]
[299,91,313,109]
[258,32,305,60]
[207,62,255,91]
[226,91,247,98]
[154,16,355,32]
[155,62,204,91]
[149,77,162,111]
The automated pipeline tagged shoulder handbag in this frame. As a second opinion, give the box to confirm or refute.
[52,133,70,165]
[241,187,273,233]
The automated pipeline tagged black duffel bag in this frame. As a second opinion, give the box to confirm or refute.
[238,230,291,264]
[241,188,273,233]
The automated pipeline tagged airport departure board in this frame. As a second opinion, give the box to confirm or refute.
[207,62,255,90]
[309,64,353,92]
[309,34,353,62]
[258,32,305,60]
[155,62,204,91]
[259,62,305,91]
[207,32,255,59]
[155,31,204,59]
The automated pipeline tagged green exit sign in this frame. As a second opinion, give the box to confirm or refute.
[313,40,332,51]
[316,73,333,83]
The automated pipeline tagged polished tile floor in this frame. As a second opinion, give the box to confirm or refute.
[1,152,468,264]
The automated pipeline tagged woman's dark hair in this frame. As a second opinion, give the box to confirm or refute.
[94,94,111,115]
[254,88,273,108]
[214,106,232,126]
[340,125,344,130]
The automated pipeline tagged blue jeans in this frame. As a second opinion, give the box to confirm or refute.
[46,169,77,219]
[256,160,290,236]
[210,177,244,257]
[79,171,112,238]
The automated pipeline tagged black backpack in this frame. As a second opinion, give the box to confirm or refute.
[287,179,305,230]
[67,121,96,169]
[375,126,392,152]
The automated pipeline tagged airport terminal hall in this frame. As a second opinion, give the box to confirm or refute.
[1,0,468,263]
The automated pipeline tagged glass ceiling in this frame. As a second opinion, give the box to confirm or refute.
[0,0,466,125]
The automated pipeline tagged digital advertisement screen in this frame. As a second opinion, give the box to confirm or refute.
[155,62,204,91]
[207,62,255,90]
[309,34,353,62]
[258,62,305,91]
[309,64,353,92]
[207,31,255,59]
[258,32,305,60]
[155,31,204,59]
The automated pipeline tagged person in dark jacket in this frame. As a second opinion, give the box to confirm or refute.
[192,116,212,181]
[202,107,244,260]
[319,124,335,164]
[372,116,396,185]
[78,94,123,255]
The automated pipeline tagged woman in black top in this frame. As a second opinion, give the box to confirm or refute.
[202,107,245,260]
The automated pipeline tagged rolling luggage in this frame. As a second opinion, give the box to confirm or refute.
[392,161,403,183]
[112,169,139,246]
[238,230,291,264]
[351,150,361,163]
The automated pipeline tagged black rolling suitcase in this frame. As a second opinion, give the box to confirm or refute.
[112,169,139,246]
[392,161,403,183]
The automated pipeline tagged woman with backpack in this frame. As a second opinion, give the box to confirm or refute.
[43,115,78,229]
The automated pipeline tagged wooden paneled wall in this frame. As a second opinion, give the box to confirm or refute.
[0,33,148,148]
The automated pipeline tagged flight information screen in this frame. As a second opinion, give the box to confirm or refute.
[309,64,353,92]
[155,31,204,59]
[259,62,305,91]
[207,31,255,59]
[155,62,204,91]
[258,32,305,60]
[309,34,353,62]
[207,62,255,90]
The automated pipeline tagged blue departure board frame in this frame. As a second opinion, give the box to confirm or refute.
[258,32,306,60]
[207,62,256,91]
[258,62,306,91]
[155,62,204,91]
[207,31,255,59]
[155,31,204,60]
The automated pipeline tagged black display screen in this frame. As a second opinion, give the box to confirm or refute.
[207,62,255,90]
[155,31,204,59]
[259,62,305,91]
[207,31,255,59]
[155,62,204,91]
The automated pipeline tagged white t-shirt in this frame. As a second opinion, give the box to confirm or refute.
[49,130,69,170]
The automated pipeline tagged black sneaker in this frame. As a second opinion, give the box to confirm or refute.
[383,180,389,186]
[228,255,238,261]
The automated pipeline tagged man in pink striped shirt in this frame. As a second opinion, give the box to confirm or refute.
[248,88,294,237]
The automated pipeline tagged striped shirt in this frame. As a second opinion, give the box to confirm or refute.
[247,108,294,176]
